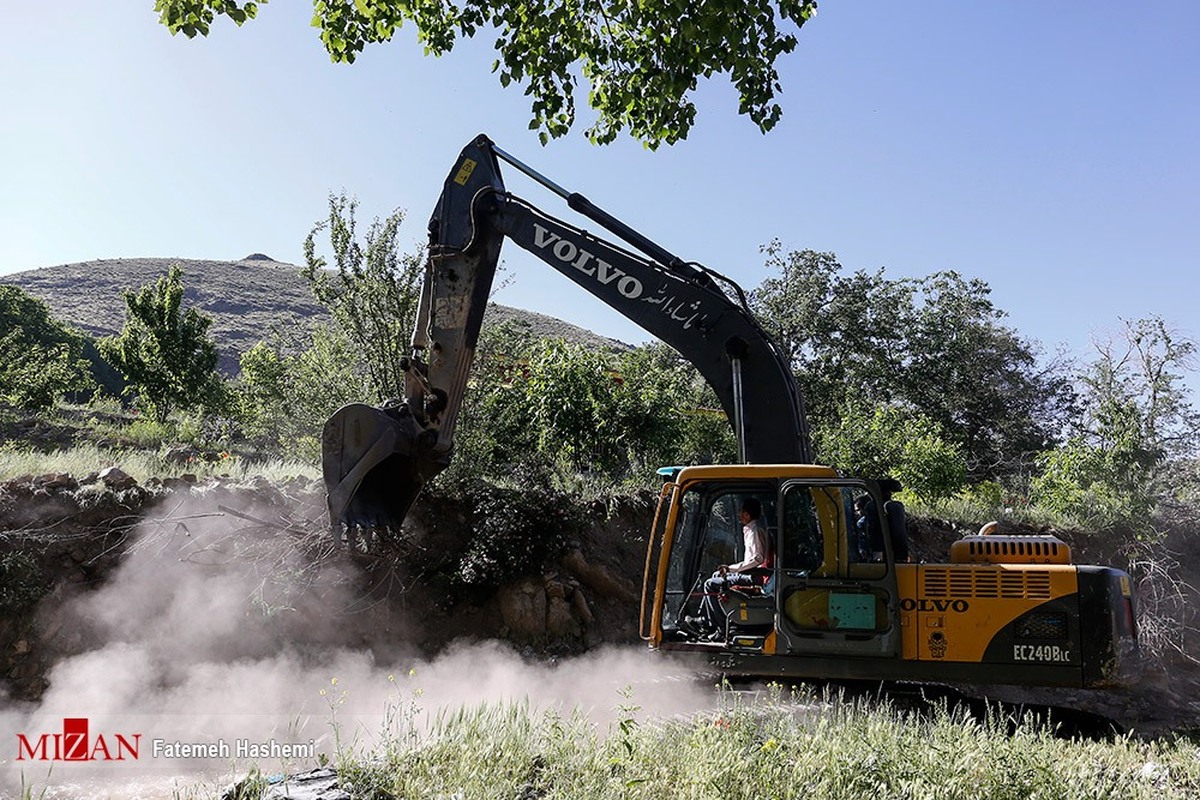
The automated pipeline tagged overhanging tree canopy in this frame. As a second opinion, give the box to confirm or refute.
[153,0,819,148]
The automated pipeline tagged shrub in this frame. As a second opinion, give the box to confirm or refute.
[817,401,966,502]
[0,286,94,409]
[453,484,583,590]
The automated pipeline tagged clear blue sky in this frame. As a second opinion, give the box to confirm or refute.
[2,1,1197,371]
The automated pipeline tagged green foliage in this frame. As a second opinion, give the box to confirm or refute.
[154,0,818,148]
[0,550,46,613]
[302,192,422,403]
[326,690,1200,799]
[448,323,539,481]
[450,333,736,489]
[234,327,370,459]
[751,244,1075,480]
[524,339,626,475]
[0,286,95,409]
[1087,317,1199,461]
[957,479,1008,512]
[1032,437,1130,527]
[1032,317,1199,527]
[124,416,178,448]
[451,335,627,482]
[0,439,316,484]
[99,265,224,423]
[236,340,291,445]
[455,484,581,589]
[613,343,735,470]
[816,400,966,501]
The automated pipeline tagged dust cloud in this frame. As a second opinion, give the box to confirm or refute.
[0,495,712,799]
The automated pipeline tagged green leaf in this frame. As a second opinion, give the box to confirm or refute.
[150,0,821,146]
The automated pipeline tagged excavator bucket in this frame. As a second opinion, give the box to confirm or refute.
[320,402,446,548]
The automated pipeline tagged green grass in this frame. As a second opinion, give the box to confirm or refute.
[309,688,1200,800]
[905,491,1080,533]
[0,441,318,485]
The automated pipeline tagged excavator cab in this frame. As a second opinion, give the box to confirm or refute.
[642,465,1139,689]
[643,465,902,664]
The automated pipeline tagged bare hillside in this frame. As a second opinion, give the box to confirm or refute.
[1,256,630,373]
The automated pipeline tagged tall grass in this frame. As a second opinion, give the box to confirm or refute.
[315,687,1200,800]
[0,441,318,484]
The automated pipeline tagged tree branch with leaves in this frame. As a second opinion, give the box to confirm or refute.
[153,0,818,148]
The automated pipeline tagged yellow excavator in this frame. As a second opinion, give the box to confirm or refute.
[321,135,1140,690]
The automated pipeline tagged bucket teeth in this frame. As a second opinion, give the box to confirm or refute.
[333,517,403,554]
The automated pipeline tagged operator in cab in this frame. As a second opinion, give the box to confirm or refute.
[696,498,771,642]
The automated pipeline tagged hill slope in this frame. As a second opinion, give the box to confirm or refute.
[1,256,629,373]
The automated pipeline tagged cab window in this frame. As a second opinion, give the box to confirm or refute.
[662,484,776,624]
[781,482,888,577]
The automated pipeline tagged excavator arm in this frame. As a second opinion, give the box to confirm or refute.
[322,134,811,539]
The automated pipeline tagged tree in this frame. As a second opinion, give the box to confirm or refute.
[898,271,1076,476]
[0,286,95,409]
[100,266,223,423]
[303,192,423,404]
[1032,316,1199,524]
[235,340,291,447]
[750,245,1075,479]
[235,326,370,459]
[153,0,818,148]
[1084,317,1198,461]
[750,244,911,427]
[815,398,966,502]
[448,327,736,486]
[614,342,736,469]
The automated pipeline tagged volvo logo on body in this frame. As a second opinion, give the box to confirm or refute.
[532,224,644,299]
[899,598,970,613]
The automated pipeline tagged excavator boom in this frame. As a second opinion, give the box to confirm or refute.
[322,134,810,539]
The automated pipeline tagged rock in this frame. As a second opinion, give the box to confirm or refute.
[544,580,567,600]
[562,549,638,603]
[546,596,580,637]
[162,476,193,492]
[495,578,547,637]
[571,588,595,626]
[2,474,34,492]
[98,467,137,490]
[33,473,76,491]
[14,640,30,655]
[163,444,203,464]
[79,471,100,485]
[246,476,285,506]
